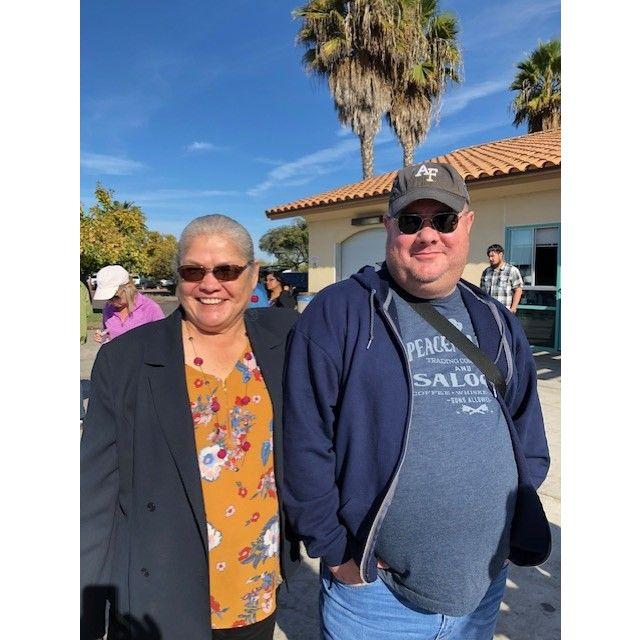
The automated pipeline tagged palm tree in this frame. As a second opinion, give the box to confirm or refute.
[510,39,561,133]
[386,0,461,166]
[294,0,395,179]
[295,1,461,175]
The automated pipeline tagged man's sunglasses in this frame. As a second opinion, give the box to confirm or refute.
[177,262,253,283]
[395,211,460,235]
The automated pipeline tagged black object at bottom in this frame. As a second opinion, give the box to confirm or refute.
[212,612,277,640]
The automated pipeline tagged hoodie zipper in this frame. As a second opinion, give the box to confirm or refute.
[358,291,502,580]
[359,295,415,582]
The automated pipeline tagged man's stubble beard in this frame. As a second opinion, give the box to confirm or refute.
[386,249,469,298]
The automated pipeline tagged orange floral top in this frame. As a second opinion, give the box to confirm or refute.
[186,347,281,629]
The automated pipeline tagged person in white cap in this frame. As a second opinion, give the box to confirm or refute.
[92,265,164,343]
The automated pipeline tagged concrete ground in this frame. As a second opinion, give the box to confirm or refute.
[81,321,560,640]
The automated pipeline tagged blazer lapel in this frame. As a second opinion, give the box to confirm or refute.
[244,309,288,495]
[244,309,285,402]
[143,309,207,553]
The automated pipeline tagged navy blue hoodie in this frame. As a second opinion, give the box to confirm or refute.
[282,265,551,584]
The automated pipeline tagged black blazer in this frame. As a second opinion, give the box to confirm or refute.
[272,290,296,309]
[81,307,300,640]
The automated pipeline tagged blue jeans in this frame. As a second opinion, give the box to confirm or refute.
[319,563,508,640]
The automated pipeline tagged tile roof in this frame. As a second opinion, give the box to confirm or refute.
[266,128,560,216]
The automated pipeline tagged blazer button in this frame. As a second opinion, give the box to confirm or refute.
[147,502,156,512]
[140,568,150,577]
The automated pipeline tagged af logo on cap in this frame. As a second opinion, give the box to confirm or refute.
[414,164,439,181]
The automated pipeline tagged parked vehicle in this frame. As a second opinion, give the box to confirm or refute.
[139,275,156,289]
[159,278,174,288]
[280,271,308,298]
[130,274,142,287]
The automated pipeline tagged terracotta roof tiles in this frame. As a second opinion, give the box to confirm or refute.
[266,128,560,216]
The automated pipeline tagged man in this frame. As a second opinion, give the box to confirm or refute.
[282,162,550,640]
[480,243,524,313]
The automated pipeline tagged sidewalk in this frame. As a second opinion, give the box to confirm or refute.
[80,342,560,640]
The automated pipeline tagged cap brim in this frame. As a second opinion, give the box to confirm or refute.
[93,283,119,300]
[389,187,467,217]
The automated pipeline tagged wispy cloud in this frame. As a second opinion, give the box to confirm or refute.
[124,188,240,204]
[185,141,226,153]
[81,152,146,175]
[247,128,394,196]
[462,0,560,50]
[82,50,193,141]
[83,92,164,133]
[441,79,509,117]
[247,138,360,197]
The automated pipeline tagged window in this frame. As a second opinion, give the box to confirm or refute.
[507,227,534,285]
[506,225,559,288]
[505,223,560,349]
[534,227,559,286]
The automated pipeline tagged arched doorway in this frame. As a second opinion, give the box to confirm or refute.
[338,228,386,280]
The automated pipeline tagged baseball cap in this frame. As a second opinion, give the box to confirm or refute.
[388,161,469,217]
[93,265,130,300]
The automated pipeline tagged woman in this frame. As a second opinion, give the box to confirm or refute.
[92,265,164,343]
[264,272,296,309]
[81,215,300,640]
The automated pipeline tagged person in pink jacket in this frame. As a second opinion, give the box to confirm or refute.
[92,265,164,343]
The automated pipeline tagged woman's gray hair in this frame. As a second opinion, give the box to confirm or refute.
[176,214,255,268]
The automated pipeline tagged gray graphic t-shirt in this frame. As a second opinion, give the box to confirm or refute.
[375,287,518,616]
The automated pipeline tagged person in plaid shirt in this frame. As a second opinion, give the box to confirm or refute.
[480,244,523,313]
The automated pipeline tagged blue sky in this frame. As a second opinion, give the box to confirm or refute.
[81,0,560,258]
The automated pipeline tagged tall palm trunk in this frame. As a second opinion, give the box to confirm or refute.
[402,142,415,167]
[542,112,561,131]
[359,131,375,179]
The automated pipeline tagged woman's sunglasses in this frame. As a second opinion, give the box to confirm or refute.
[395,211,460,235]
[177,262,252,283]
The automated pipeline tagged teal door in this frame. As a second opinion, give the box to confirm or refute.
[505,224,561,350]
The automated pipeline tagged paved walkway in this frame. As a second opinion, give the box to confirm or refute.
[80,334,560,640]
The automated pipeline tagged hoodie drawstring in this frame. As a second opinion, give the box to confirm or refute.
[366,289,376,350]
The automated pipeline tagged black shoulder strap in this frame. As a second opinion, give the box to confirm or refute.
[407,300,507,398]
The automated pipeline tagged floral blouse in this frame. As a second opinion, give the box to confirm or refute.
[186,348,281,629]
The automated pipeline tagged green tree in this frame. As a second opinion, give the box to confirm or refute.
[80,183,175,279]
[259,219,309,270]
[510,39,561,133]
[145,231,178,281]
[386,0,461,166]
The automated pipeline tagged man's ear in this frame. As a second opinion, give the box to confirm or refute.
[465,210,475,231]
